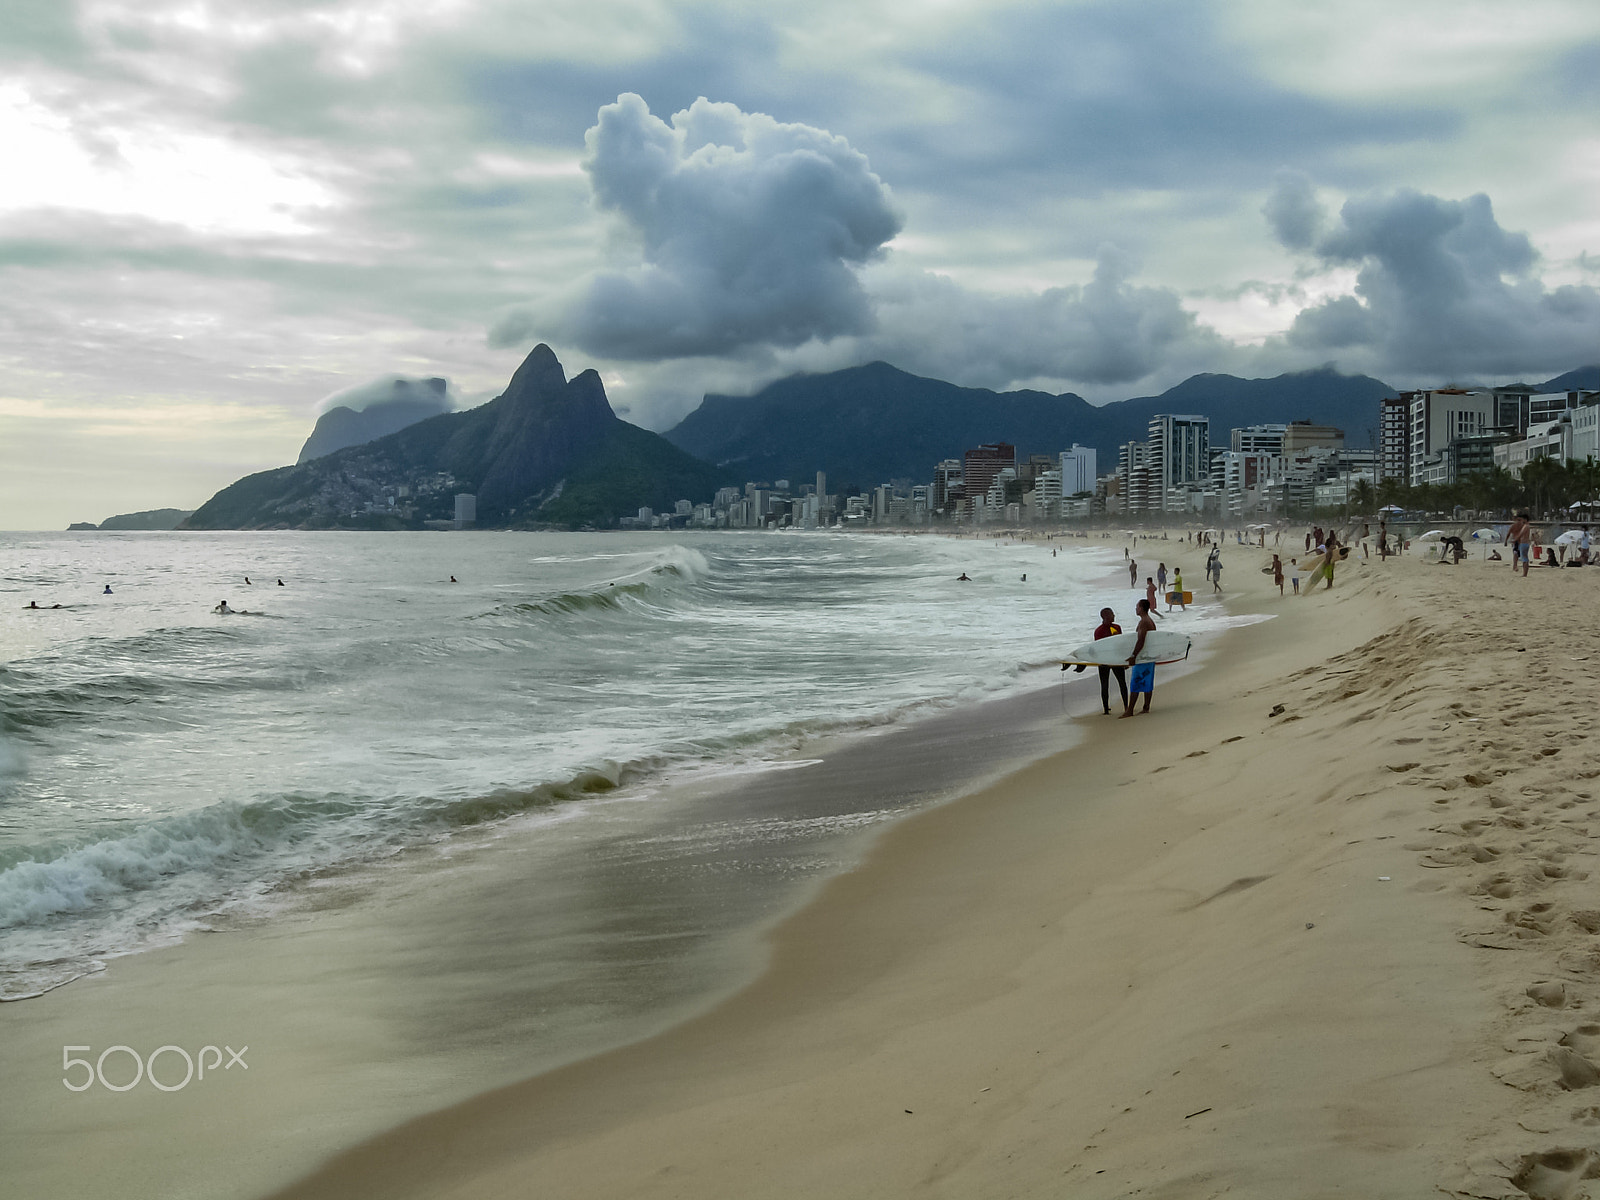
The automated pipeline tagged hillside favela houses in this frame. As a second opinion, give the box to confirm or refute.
[635,383,1600,531]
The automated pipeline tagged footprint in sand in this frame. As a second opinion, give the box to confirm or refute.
[1571,911,1600,934]
[1527,981,1567,1008]
[1512,1147,1600,1197]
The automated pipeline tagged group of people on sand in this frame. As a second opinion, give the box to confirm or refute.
[1077,603,1159,719]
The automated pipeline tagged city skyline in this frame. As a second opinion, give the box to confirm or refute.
[3,0,1600,529]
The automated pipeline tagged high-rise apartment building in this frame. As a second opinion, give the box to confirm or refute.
[1059,444,1097,497]
[1379,396,1409,482]
[1148,415,1209,509]
[1231,424,1286,456]
[962,443,1015,510]
[1403,389,1496,487]
[932,459,963,513]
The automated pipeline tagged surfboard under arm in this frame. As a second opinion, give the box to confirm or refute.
[1059,630,1192,668]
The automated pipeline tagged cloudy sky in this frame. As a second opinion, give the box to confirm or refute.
[3,0,1598,528]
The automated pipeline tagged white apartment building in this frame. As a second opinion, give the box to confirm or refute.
[1494,417,1576,477]
[1148,414,1210,509]
[1059,444,1097,497]
[1231,424,1286,456]
[1406,389,1496,487]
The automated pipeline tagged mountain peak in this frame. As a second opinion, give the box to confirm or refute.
[504,343,566,400]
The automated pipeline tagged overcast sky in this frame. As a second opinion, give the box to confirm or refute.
[3,0,1598,528]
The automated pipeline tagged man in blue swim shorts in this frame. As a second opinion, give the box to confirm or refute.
[1120,598,1158,718]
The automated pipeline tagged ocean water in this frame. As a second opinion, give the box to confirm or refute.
[0,528,1267,1008]
[0,530,1079,997]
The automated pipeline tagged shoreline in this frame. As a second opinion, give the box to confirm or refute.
[0,543,1136,1200]
[259,538,1560,1198]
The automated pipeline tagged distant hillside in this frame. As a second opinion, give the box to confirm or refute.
[1539,366,1600,392]
[297,379,452,463]
[99,508,193,530]
[664,362,1394,489]
[186,346,729,530]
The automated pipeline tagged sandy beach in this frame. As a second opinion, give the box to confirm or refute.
[244,537,1600,1200]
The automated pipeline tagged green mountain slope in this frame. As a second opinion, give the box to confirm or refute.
[664,362,1396,489]
[185,346,728,530]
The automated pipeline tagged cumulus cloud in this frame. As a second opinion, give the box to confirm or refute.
[1262,170,1325,252]
[493,93,902,359]
[861,247,1227,390]
[1276,186,1600,376]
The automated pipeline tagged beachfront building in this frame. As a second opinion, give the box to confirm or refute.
[1148,415,1210,511]
[1231,424,1286,456]
[1494,416,1576,477]
[1574,404,1600,462]
[1402,388,1497,487]
[1213,450,1273,518]
[1281,421,1344,453]
[453,493,476,528]
[1117,440,1155,514]
[932,459,963,517]
[1379,396,1410,482]
[962,443,1015,516]
[1059,444,1097,497]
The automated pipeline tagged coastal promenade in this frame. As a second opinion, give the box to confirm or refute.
[263,541,1600,1199]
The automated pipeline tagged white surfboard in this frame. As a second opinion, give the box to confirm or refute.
[1060,630,1192,668]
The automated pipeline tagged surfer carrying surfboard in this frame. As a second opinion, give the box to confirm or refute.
[1119,600,1158,719]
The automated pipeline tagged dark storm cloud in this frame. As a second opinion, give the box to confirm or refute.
[498,93,902,360]
[1262,171,1325,252]
[465,8,803,150]
[1278,187,1600,376]
[878,0,1457,195]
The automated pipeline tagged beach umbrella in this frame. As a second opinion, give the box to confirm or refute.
[1471,528,1500,542]
[1378,504,1404,513]
[1417,530,1445,540]
[1556,530,1585,546]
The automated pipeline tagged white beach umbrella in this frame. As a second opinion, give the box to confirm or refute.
[1471,528,1500,542]
[1378,504,1405,513]
[1417,530,1445,540]
[1555,530,1586,546]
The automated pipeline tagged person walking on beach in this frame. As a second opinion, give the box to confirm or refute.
[1157,563,1167,594]
[1120,599,1158,718]
[1272,554,1284,595]
[1211,553,1223,593]
[1129,558,1138,588]
[1144,577,1163,620]
[1290,558,1301,594]
[1091,607,1127,715]
[1508,513,1532,577]
[1168,567,1186,611]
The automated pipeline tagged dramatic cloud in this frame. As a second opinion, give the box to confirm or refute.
[1262,171,1325,253]
[4,0,1599,526]
[859,248,1229,391]
[1277,186,1600,377]
[496,93,902,360]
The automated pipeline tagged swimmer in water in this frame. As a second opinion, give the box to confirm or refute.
[25,600,39,609]
[214,600,233,614]
[956,572,971,581]
[277,578,285,586]
[244,576,251,585]
[449,576,457,583]
[103,584,113,594]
